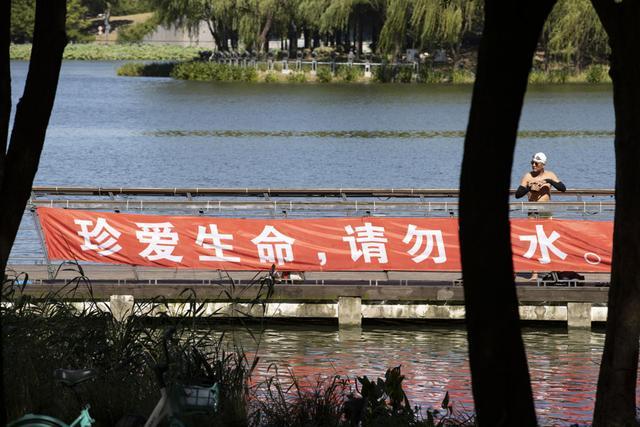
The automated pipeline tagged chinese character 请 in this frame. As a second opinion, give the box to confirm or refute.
[135,222,183,262]
[195,224,240,262]
[251,226,295,265]
[343,222,388,264]
[402,224,447,264]
[519,224,568,264]
[75,218,122,256]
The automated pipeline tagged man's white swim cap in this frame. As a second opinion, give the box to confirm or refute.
[532,152,547,164]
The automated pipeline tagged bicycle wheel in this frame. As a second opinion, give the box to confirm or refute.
[7,414,67,427]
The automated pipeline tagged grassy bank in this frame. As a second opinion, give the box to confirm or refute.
[117,60,611,85]
[10,43,201,61]
[2,268,473,426]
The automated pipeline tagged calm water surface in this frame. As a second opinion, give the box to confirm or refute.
[9,61,615,189]
[233,323,614,426]
[9,61,633,425]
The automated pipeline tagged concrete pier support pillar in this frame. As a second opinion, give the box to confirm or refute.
[567,302,591,328]
[338,297,362,328]
[110,295,134,321]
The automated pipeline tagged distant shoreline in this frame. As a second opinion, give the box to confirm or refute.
[10,43,612,85]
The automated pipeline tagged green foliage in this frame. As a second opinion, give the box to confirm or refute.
[316,67,333,83]
[397,67,414,83]
[10,0,91,43]
[117,14,160,43]
[451,68,474,84]
[338,65,361,82]
[241,67,258,82]
[263,71,279,82]
[374,63,395,83]
[287,72,307,83]
[416,65,447,83]
[548,67,570,84]
[585,64,608,83]
[170,61,259,82]
[112,0,154,15]
[66,0,92,42]
[10,43,201,60]
[10,0,35,43]
[544,0,608,67]
[116,61,175,76]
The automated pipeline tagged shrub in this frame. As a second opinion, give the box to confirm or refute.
[585,64,608,83]
[170,62,259,82]
[241,67,258,82]
[451,68,475,84]
[263,72,279,83]
[548,67,570,84]
[528,69,548,84]
[374,63,395,83]
[117,62,174,77]
[397,67,414,83]
[416,66,448,84]
[338,65,361,82]
[287,72,307,83]
[316,67,333,83]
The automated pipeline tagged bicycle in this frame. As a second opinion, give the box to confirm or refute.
[116,327,220,427]
[8,368,98,427]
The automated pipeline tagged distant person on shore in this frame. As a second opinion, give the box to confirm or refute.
[516,152,566,201]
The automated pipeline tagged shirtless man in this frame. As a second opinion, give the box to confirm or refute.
[515,152,566,201]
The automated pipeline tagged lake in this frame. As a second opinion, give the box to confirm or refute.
[8,60,632,425]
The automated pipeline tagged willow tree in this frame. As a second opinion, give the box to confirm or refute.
[544,0,608,69]
[150,0,239,51]
[378,0,480,58]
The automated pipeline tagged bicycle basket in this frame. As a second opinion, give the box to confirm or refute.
[171,383,220,413]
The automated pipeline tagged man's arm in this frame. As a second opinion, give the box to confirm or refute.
[516,174,531,199]
[544,179,566,192]
[544,173,566,192]
[515,185,530,198]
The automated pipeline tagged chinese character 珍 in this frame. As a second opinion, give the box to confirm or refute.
[75,218,122,256]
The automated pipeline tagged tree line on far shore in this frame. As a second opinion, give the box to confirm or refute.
[10,0,608,70]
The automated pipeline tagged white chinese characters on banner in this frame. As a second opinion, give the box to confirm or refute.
[251,226,295,265]
[343,222,388,263]
[75,218,122,256]
[402,225,447,264]
[135,222,183,262]
[519,224,568,264]
[195,224,241,262]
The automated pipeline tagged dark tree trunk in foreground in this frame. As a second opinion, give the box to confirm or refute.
[458,0,556,425]
[0,0,67,277]
[591,1,640,425]
[1,0,10,178]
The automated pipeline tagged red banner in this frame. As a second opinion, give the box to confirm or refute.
[37,207,612,272]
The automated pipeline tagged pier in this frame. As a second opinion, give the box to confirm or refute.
[7,186,615,329]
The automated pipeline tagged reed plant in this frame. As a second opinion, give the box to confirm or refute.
[3,264,474,426]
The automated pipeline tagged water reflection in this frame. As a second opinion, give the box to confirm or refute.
[222,323,636,426]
